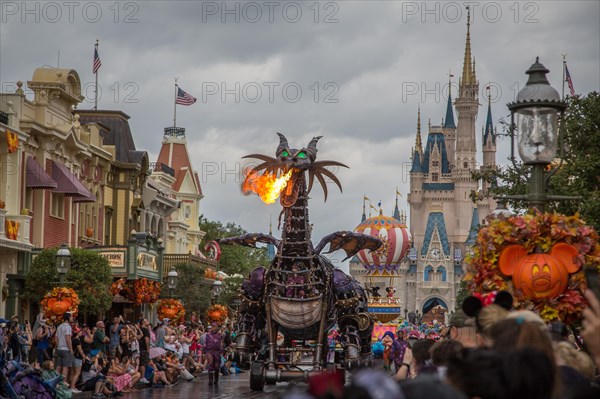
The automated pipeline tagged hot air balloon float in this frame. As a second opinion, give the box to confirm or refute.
[354,199,412,340]
[219,134,382,390]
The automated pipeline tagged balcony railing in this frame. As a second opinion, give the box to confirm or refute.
[162,252,217,279]
[422,280,450,289]
[0,210,33,249]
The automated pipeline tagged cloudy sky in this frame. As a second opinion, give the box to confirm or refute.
[1,1,599,269]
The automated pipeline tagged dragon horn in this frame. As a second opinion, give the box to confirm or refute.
[306,136,322,160]
[276,132,289,155]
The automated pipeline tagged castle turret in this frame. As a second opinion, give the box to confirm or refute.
[443,75,457,167]
[409,107,424,207]
[482,88,496,168]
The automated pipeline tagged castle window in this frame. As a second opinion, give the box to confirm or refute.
[432,173,439,182]
[438,266,447,282]
[432,161,439,168]
[424,265,434,281]
[463,161,468,168]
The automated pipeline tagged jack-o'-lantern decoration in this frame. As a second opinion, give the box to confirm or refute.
[157,299,185,324]
[40,287,80,325]
[206,304,228,324]
[465,211,600,324]
[499,243,580,299]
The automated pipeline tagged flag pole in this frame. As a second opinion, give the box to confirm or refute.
[94,39,99,110]
[174,77,178,128]
[561,54,566,101]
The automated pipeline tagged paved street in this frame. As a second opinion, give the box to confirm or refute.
[118,372,302,399]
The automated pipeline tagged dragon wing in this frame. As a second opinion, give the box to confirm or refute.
[219,233,281,249]
[314,231,382,261]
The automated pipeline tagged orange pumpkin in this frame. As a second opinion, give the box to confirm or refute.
[86,227,94,238]
[499,243,580,299]
[48,298,71,316]
[162,307,178,319]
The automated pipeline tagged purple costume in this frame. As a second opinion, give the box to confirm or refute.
[389,339,408,368]
[204,331,223,372]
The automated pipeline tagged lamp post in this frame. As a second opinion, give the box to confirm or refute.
[211,279,222,304]
[499,57,578,211]
[55,244,71,285]
[167,266,178,298]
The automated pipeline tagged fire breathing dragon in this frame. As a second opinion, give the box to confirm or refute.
[219,133,381,390]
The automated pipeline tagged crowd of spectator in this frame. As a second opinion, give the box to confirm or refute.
[1,313,240,398]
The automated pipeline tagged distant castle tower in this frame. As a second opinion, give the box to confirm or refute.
[402,7,497,314]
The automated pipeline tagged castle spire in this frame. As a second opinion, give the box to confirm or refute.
[472,58,477,84]
[483,85,495,145]
[461,6,473,86]
[444,72,456,128]
[415,104,423,154]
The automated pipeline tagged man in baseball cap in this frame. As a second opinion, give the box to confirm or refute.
[448,310,478,348]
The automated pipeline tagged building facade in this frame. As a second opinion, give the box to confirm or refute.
[153,127,205,256]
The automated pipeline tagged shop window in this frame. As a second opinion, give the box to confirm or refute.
[50,193,65,218]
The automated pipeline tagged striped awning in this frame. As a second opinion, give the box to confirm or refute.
[26,157,58,189]
[51,161,96,202]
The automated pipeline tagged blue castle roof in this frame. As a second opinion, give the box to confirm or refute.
[483,101,496,145]
[421,133,450,174]
[421,212,450,256]
[410,150,423,173]
[465,207,480,245]
[443,94,456,129]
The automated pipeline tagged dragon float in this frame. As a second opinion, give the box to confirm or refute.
[220,133,382,390]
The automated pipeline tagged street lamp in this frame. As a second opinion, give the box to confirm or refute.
[55,244,71,285]
[499,57,576,211]
[167,266,178,298]
[211,279,222,302]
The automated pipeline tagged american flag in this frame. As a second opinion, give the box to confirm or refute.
[176,87,197,106]
[565,64,575,96]
[93,46,101,74]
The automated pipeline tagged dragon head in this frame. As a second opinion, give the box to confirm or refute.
[242,133,348,207]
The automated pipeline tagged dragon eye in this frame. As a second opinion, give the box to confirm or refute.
[281,150,289,157]
[297,151,307,159]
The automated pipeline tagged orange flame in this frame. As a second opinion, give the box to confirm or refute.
[243,169,293,204]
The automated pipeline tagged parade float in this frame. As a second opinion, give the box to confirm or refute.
[465,211,600,324]
[220,134,382,390]
[354,210,411,341]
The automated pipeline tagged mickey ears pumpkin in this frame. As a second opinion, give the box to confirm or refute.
[462,290,514,318]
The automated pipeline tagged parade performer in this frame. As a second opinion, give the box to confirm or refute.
[389,331,409,371]
[381,331,395,371]
[204,322,223,386]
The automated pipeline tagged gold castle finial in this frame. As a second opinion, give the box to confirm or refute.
[461,6,473,86]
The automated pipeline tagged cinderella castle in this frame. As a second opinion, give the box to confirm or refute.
[350,9,497,317]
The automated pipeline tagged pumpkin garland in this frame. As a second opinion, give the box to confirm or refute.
[40,287,80,325]
[465,211,600,324]
[206,303,228,324]
[157,299,185,324]
[109,278,162,305]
